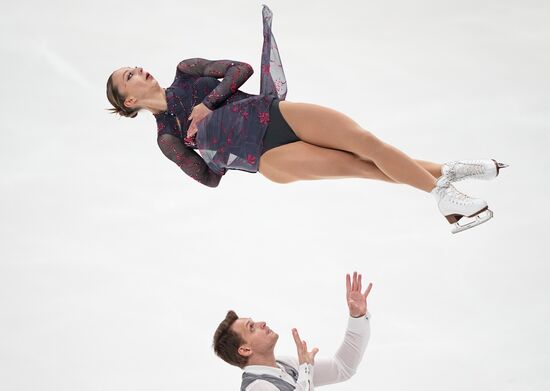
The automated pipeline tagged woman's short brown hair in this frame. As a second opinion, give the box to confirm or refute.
[212,310,249,368]
[106,72,139,118]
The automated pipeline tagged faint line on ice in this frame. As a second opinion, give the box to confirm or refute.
[38,42,93,90]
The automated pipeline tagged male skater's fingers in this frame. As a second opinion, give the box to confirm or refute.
[364,282,373,298]
[358,273,362,293]
[292,329,308,363]
[306,347,319,364]
[352,271,358,291]
[346,273,351,295]
[311,347,319,360]
[292,328,302,349]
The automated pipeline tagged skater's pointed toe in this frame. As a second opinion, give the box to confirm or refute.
[443,159,508,182]
[493,160,509,176]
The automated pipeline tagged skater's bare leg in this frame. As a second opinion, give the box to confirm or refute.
[259,141,396,184]
[278,101,437,192]
[363,159,441,179]
[415,160,442,179]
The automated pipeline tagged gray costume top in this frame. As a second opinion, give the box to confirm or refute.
[241,361,298,391]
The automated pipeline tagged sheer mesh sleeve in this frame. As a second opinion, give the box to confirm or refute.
[177,58,254,110]
[157,133,223,187]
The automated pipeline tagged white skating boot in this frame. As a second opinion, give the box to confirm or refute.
[442,159,508,182]
[431,177,493,234]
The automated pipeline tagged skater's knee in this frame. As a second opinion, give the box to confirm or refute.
[268,176,295,184]
[358,158,394,182]
[259,168,296,184]
[356,130,386,159]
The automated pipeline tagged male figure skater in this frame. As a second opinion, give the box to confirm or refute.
[212,272,372,390]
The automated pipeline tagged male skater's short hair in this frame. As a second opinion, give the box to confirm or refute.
[213,310,249,368]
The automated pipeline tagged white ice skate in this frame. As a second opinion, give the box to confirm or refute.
[442,159,508,183]
[431,177,493,234]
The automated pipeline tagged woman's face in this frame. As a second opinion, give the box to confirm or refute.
[111,66,159,109]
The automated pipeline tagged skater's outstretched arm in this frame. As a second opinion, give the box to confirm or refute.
[278,273,373,389]
[177,58,254,110]
[157,133,223,187]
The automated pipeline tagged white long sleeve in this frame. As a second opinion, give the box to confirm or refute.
[313,314,371,386]
[295,363,314,391]
[244,313,370,390]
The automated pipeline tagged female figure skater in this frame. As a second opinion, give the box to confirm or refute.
[106,5,506,233]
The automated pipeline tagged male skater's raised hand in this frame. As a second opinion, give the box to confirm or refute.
[292,328,319,365]
[346,271,373,318]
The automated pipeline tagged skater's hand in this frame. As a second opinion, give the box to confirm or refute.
[292,328,319,365]
[346,271,372,318]
[187,103,212,138]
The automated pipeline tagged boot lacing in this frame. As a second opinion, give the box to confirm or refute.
[440,183,474,205]
[447,162,484,182]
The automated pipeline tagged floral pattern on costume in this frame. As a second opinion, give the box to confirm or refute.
[155,4,287,186]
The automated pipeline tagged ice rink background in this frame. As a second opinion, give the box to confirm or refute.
[1,0,549,389]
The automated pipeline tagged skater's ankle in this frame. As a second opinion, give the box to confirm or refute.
[435,176,449,188]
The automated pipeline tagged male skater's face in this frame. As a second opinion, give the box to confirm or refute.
[231,317,279,358]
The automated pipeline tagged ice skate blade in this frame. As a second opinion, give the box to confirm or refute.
[451,209,494,234]
[445,206,489,224]
[493,160,509,176]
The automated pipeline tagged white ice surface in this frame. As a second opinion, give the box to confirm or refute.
[1,0,549,390]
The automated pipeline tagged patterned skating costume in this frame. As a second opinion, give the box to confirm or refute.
[155,5,288,187]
